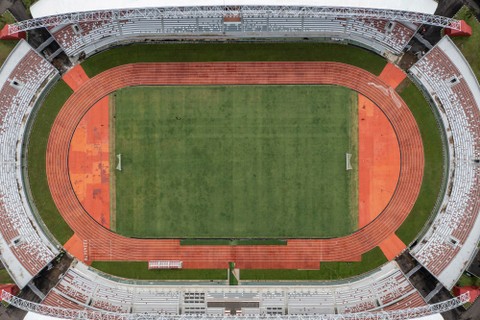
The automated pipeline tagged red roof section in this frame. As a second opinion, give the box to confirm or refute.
[453,286,480,303]
[445,20,473,37]
[0,284,19,301]
[0,25,26,40]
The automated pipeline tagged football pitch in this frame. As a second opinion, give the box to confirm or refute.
[113,85,358,238]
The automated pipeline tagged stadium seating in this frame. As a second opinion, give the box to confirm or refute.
[0,40,59,288]
[409,36,480,289]
[41,262,423,315]
[43,263,180,314]
[47,17,417,58]
[1,6,479,318]
[351,19,416,53]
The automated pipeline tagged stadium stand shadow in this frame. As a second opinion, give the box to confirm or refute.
[33,253,73,296]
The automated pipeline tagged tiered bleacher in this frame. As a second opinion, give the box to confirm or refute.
[409,36,480,289]
[47,16,417,58]
[286,263,423,315]
[0,0,476,319]
[350,19,417,53]
[42,262,423,315]
[0,40,59,288]
[43,263,181,314]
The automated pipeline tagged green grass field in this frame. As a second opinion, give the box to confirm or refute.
[453,7,480,80]
[91,262,227,281]
[90,247,386,281]
[27,81,74,245]
[0,269,13,284]
[241,247,387,280]
[114,85,358,238]
[0,12,19,66]
[456,273,480,287]
[395,80,444,245]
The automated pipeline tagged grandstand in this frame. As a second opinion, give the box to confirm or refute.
[9,0,460,61]
[45,17,418,58]
[0,40,59,288]
[409,36,480,289]
[38,262,423,315]
[0,0,478,319]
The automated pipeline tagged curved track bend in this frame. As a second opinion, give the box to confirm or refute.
[46,62,424,268]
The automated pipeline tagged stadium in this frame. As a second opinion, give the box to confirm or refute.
[0,0,479,319]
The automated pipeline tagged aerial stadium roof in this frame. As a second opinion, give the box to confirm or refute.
[24,313,67,320]
[21,313,444,320]
[30,0,438,19]
[412,316,444,320]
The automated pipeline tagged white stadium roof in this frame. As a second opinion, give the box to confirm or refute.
[30,0,438,19]
[411,315,444,320]
[22,312,444,320]
[24,313,68,320]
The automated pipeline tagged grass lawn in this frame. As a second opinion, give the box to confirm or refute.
[0,41,18,65]
[82,42,386,77]
[91,262,227,280]
[229,262,238,285]
[456,273,480,287]
[90,248,386,281]
[114,85,358,238]
[452,7,480,80]
[0,269,13,284]
[240,247,387,280]
[27,80,74,244]
[0,12,19,66]
[395,80,444,245]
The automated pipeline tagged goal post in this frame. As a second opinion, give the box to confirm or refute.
[346,153,352,170]
[116,154,122,171]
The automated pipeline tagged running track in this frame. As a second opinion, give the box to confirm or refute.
[46,62,424,269]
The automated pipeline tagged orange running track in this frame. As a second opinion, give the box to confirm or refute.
[62,65,90,91]
[63,233,85,263]
[46,62,424,268]
[69,96,110,229]
[379,233,407,261]
[378,63,407,89]
[373,62,408,259]
[358,95,400,228]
